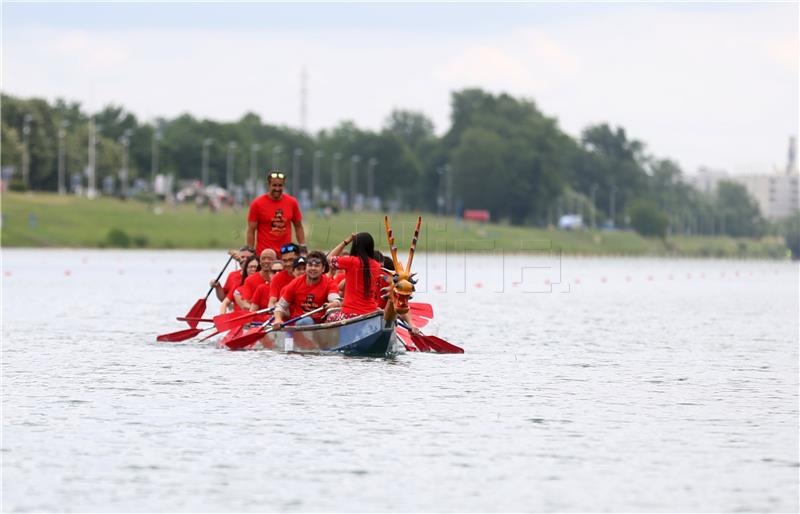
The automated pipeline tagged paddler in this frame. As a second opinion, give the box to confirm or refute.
[272,251,340,327]
[325,232,382,322]
[267,243,301,308]
[210,245,254,302]
[233,248,277,310]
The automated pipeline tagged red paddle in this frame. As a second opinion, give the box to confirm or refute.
[397,320,464,354]
[156,327,204,342]
[183,255,235,328]
[212,307,274,332]
[223,306,326,351]
[409,302,433,319]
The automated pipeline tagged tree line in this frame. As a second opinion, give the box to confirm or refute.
[1,89,792,244]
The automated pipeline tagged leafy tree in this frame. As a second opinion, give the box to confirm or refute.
[715,181,765,237]
[629,200,668,239]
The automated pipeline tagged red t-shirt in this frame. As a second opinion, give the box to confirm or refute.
[269,270,295,301]
[247,193,302,255]
[375,272,391,309]
[240,272,268,300]
[331,255,381,315]
[222,269,242,296]
[279,275,338,322]
[250,283,272,311]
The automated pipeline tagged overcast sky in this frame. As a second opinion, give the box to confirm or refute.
[2,2,797,175]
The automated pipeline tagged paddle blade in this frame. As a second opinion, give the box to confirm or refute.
[411,334,432,352]
[410,313,430,329]
[213,310,258,332]
[156,327,203,342]
[184,299,207,328]
[394,327,417,352]
[409,302,433,319]
[421,334,464,354]
[223,328,265,351]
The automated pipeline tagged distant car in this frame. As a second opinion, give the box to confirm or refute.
[558,214,584,230]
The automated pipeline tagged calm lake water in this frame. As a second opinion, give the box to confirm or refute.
[2,249,798,512]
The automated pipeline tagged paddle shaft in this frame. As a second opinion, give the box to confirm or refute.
[206,254,235,300]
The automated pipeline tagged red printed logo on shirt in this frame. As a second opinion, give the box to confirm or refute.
[271,208,287,235]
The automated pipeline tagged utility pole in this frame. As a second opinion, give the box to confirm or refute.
[609,185,618,229]
[58,121,69,195]
[332,152,341,203]
[313,150,324,206]
[367,157,378,210]
[350,155,360,210]
[226,141,237,191]
[22,114,32,189]
[292,148,303,194]
[202,138,213,185]
[87,118,97,198]
[250,143,260,200]
[119,129,132,197]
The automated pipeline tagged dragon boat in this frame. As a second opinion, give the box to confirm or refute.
[218,310,405,355]
[158,215,462,355]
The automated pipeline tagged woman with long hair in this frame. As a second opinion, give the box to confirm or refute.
[326,232,382,321]
[219,255,258,314]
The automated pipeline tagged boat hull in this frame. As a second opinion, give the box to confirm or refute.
[227,311,403,356]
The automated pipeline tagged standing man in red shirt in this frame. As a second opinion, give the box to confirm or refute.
[247,171,306,256]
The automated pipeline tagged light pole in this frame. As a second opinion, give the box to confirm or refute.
[249,143,260,200]
[22,114,32,189]
[226,141,237,191]
[292,148,303,194]
[436,166,445,215]
[332,152,341,203]
[350,155,360,210]
[367,157,378,210]
[609,185,618,229]
[150,128,162,192]
[590,183,599,229]
[87,118,98,198]
[202,138,213,185]
[119,129,132,198]
[272,145,282,170]
[58,120,69,195]
[445,163,453,215]
[313,150,324,206]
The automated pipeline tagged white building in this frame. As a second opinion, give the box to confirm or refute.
[736,173,799,220]
[685,138,800,220]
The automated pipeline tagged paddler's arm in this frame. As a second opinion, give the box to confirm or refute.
[246,221,257,250]
[233,290,251,311]
[272,299,290,329]
[399,312,421,335]
[328,233,355,258]
[219,297,232,315]
[293,220,306,248]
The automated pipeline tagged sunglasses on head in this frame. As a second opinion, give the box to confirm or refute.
[280,244,298,254]
[269,172,285,180]
[269,267,282,273]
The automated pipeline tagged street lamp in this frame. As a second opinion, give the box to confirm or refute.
[444,163,453,216]
[87,118,99,198]
[350,155,360,210]
[58,120,69,195]
[313,150,324,206]
[250,143,261,199]
[590,183,599,229]
[226,141,237,191]
[272,145,282,170]
[202,138,213,185]
[292,148,303,194]
[150,127,162,192]
[331,152,341,203]
[22,114,32,189]
[609,185,618,229]
[367,157,378,210]
[119,129,132,198]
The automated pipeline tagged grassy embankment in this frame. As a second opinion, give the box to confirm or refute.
[0,192,789,258]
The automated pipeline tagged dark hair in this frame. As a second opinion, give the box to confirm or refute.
[241,256,259,284]
[382,255,395,271]
[307,250,330,274]
[350,232,376,298]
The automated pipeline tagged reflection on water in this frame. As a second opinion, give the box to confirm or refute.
[2,250,798,512]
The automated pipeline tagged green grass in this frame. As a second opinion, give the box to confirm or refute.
[0,192,789,258]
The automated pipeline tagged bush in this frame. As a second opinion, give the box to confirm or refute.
[106,228,131,248]
[629,201,668,239]
[132,235,149,248]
